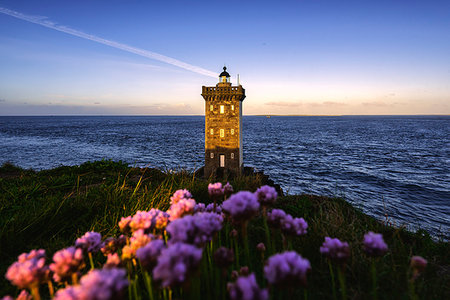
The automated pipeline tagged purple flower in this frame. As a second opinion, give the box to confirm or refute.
[222,191,260,222]
[208,182,224,198]
[280,215,308,236]
[224,182,234,197]
[255,185,278,206]
[256,243,266,252]
[214,247,234,268]
[50,246,84,282]
[267,209,286,228]
[227,273,268,300]
[194,203,206,213]
[319,237,350,262]
[5,249,49,289]
[363,232,388,257]
[206,203,222,213]
[136,240,166,271]
[264,251,311,287]
[54,268,128,300]
[75,232,102,253]
[152,243,202,287]
[167,213,223,246]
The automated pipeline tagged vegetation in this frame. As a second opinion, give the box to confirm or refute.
[0,160,449,299]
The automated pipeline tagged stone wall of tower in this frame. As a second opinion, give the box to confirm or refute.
[202,84,245,178]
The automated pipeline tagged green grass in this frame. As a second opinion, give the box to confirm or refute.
[0,160,449,299]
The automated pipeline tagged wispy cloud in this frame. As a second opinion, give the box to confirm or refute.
[265,101,302,107]
[0,7,218,78]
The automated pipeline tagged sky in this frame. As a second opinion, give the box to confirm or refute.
[0,0,449,115]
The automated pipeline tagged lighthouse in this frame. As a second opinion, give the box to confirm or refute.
[201,67,246,178]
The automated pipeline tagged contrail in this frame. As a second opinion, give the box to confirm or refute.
[0,7,218,78]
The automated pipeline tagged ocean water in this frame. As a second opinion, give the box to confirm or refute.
[0,115,448,238]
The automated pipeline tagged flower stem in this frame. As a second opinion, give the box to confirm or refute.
[328,261,337,300]
[371,260,378,300]
[88,252,95,270]
[337,265,347,300]
[241,221,250,265]
[143,271,154,300]
[47,281,54,298]
[262,208,272,254]
[31,286,41,300]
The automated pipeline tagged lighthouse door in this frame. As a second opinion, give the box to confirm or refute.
[219,154,225,167]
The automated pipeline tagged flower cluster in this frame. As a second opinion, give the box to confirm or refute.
[136,240,166,272]
[255,185,278,206]
[208,182,224,198]
[75,232,102,253]
[267,209,308,236]
[121,230,155,260]
[152,243,202,287]
[319,237,350,262]
[222,191,260,222]
[167,189,196,221]
[49,246,84,282]
[363,232,388,257]
[166,212,223,246]
[227,273,268,300]
[267,209,286,228]
[5,249,49,289]
[101,235,126,255]
[264,251,311,287]
[54,268,128,300]
[128,209,169,233]
[410,255,427,280]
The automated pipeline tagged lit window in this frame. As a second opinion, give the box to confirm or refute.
[210,152,214,158]
[210,105,213,111]
[231,153,234,159]
[220,105,224,114]
[231,105,234,111]
[231,129,234,135]
[210,128,214,135]
[220,129,224,137]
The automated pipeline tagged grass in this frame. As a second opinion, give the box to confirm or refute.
[0,160,449,299]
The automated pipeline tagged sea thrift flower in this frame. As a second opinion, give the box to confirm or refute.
[121,230,154,260]
[54,268,128,300]
[101,235,127,255]
[255,185,278,206]
[104,253,122,269]
[194,203,206,213]
[267,209,287,228]
[222,191,260,222]
[152,243,202,287]
[410,256,427,280]
[280,215,308,236]
[206,203,223,213]
[75,231,102,253]
[224,182,233,197]
[264,251,311,287]
[363,232,388,257]
[128,209,170,233]
[167,191,196,221]
[227,273,268,300]
[167,213,223,246]
[256,243,266,252]
[208,182,224,198]
[50,246,84,282]
[118,216,132,234]
[5,249,48,289]
[320,237,350,262]
[170,189,192,204]
[214,247,234,269]
[136,240,166,271]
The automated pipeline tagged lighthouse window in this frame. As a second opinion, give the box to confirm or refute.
[210,128,214,135]
[210,152,214,158]
[231,105,234,111]
[210,105,213,111]
[231,129,234,135]
[231,153,234,159]
[220,105,224,114]
[220,129,224,137]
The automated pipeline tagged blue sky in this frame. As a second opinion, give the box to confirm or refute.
[0,0,449,115]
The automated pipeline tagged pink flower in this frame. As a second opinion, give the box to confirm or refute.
[129,209,169,233]
[121,230,155,260]
[255,185,278,206]
[167,198,196,221]
[222,191,260,222]
[223,182,234,197]
[411,255,427,280]
[104,253,122,269]
[170,189,192,204]
[227,273,268,300]
[320,237,350,262]
[5,249,49,289]
[264,251,311,287]
[50,246,84,282]
[75,232,102,253]
[118,216,132,234]
[363,232,388,257]
[208,182,224,198]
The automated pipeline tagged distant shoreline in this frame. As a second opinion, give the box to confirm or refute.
[0,114,449,117]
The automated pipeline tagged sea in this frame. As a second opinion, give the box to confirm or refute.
[0,115,449,239]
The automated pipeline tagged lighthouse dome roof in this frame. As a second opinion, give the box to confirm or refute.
[219,66,230,78]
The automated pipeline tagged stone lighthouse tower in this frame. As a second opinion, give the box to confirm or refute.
[201,67,246,178]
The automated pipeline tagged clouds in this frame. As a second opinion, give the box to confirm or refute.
[0,7,218,78]
[0,98,5,102]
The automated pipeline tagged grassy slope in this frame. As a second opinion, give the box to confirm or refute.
[0,161,449,299]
